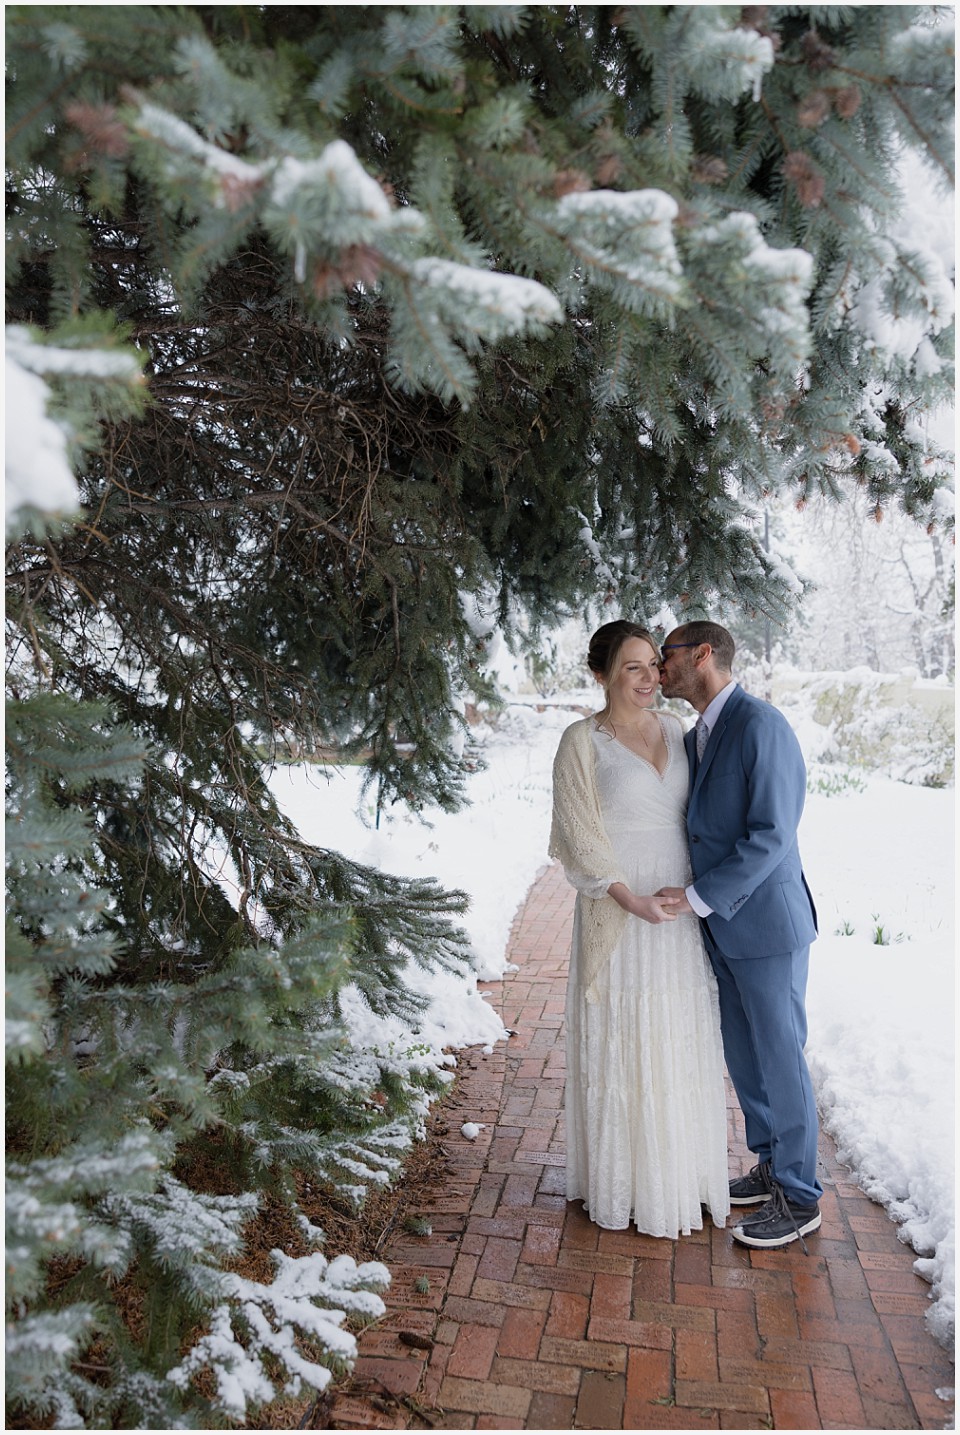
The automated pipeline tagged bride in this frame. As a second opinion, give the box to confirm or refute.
[549,620,730,1236]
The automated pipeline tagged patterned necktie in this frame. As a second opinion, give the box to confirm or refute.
[695,716,709,763]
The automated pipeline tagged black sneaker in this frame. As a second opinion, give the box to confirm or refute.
[728,1160,773,1206]
[732,1185,821,1252]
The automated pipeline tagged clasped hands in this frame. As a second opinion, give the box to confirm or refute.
[607,883,694,924]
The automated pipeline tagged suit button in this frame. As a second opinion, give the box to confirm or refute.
[691,836,700,843]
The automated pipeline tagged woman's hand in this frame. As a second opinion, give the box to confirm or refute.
[607,883,680,924]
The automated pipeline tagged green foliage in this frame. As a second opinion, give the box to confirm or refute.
[5,3,954,1424]
[871,913,908,945]
[5,692,455,1423]
[806,765,868,798]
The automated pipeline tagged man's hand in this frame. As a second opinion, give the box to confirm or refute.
[655,886,694,916]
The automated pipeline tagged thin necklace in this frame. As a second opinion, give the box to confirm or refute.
[609,712,658,746]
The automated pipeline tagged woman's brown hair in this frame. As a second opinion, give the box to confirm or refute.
[587,620,660,731]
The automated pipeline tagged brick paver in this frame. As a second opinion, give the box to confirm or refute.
[322,863,955,1430]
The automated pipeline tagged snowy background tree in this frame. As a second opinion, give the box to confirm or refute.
[5,4,954,1426]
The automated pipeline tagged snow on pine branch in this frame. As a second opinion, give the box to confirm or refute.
[5,327,137,530]
[5,348,78,528]
[678,14,775,103]
[101,1178,259,1292]
[576,509,618,590]
[128,102,561,394]
[166,1250,389,1420]
[271,143,396,235]
[849,240,954,366]
[405,257,563,340]
[554,189,683,312]
[6,327,141,381]
[6,1130,167,1302]
[133,100,265,192]
[689,212,814,364]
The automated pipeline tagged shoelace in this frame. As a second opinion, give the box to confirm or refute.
[764,1182,811,1255]
[736,1159,772,1190]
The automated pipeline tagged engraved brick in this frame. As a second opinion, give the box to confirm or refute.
[599,1229,673,1260]
[540,1335,627,1372]
[515,1262,594,1295]
[470,1277,551,1310]
[438,1376,532,1421]
[633,1297,716,1331]
[861,1394,929,1429]
[559,1247,636,1276]
[353,1355,425,1396]
[863,1266,933,1295]
[491,1356,580,1395]
[385,1271,446,1310]
[870,1290,933,1316]
[857,1249,916,1270]
[712,1265,793,1294]
[761,1337,852,1370]
[718,1356,811,1391]
[587,1316,672,1351]
[675,1379,770,1415]
[327,1394,404,1429]
[441,1295,506,1327]
[676,1281,755,1313]
[465,1215,525,1239]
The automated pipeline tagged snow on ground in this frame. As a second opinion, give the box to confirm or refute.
[270,695,954,1348]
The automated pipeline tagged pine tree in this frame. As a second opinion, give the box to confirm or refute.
[6,5,954,1426]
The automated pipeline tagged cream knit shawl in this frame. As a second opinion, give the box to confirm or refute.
[549,715,628,1003]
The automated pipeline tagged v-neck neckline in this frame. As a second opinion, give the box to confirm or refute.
[598,711,672,780]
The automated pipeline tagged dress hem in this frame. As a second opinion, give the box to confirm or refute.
[573,1197,731,1239]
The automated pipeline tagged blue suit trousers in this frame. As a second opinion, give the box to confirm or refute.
[703,934,823,1208]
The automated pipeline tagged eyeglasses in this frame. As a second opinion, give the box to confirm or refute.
[659,643,700,664]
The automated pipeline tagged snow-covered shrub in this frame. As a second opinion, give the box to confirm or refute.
[167,1250,389,1421]
[776,669,954,787]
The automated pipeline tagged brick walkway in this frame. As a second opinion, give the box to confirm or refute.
[323,863,954,1431]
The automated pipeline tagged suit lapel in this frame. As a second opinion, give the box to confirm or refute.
[684,727,696,790]
[689,686,743,798]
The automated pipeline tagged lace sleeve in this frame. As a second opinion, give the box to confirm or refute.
[565,869,619,900]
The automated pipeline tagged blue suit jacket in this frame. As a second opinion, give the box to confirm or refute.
[685,685,817,959]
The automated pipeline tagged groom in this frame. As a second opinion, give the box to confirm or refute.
[657,620,822,1250]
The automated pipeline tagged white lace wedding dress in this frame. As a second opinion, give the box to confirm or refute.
[564,717,730,1236]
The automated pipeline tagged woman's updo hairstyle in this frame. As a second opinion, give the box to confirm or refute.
[587,620,660,730]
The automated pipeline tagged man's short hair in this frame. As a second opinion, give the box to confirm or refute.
[676,621,735,673]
